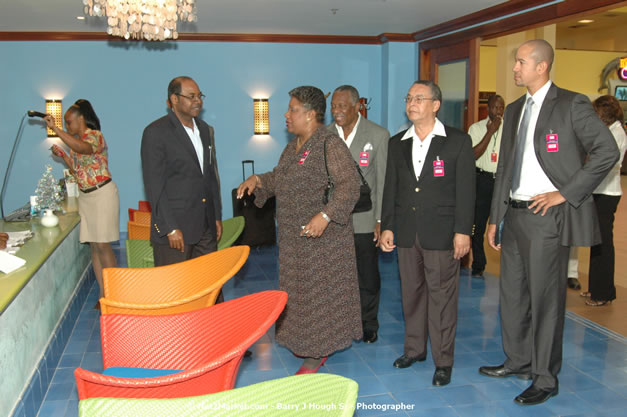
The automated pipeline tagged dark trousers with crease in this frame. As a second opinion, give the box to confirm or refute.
[588,194,620,301]
[397,233,459,367]
[153,224,223,303]
[354,232,381,333]
[471,170,495,272]
[500,205,569,390]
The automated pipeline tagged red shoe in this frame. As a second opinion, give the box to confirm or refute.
[295,357,328,375]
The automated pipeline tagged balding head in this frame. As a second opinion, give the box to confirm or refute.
[521,39,554,72]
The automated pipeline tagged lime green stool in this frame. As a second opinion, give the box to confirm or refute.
[78,374,358,417]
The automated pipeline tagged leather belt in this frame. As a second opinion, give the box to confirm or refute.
[476,167,496,177]
[80,178,112,194]
[509,199,532,209]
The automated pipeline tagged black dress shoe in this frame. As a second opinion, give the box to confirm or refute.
[471,268,484,277]
[393,353,426,368]
[479,364,532,380]
[514,384,558,405]
[432,366,452,386]
[567,277,582,290]
[363,330,378,344]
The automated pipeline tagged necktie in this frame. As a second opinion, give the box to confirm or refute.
[511,97,534,193]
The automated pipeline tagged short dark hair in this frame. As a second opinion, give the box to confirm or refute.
[333,85,360,104]
[593,95,624,126]
[167,76,194,103]
[523,39,554,72]
[289,86,326,123]
[412,80,442,103]
[487,94,504,107]
[68,99,101,131]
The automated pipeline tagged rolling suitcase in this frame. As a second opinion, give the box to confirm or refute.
[231,160,276,247]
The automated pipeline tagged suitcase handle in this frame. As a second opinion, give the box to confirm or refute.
[242,160,254,181]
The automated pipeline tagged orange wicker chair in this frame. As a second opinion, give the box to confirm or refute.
[100,245,250,315]
[75,290,288,400]
[132,211,152,225]
[127,220,151,241]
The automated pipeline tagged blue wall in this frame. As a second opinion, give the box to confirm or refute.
[0,40,416,230]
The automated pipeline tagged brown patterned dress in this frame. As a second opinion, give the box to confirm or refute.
[255,126,363,357]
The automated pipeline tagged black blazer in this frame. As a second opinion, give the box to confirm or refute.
[141,111,222,246]
[381,124,475,250]
[489,83,618,246]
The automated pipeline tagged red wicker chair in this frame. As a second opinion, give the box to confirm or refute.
[75,290,288,400]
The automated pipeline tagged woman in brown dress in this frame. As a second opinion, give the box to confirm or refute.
[237,86,362,374]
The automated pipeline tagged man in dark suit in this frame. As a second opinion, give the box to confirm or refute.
[141,76,222,267]
[329,85,389,344]
[479,40,618,405]
[380,80,475,387]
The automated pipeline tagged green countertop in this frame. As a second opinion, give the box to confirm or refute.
[0,198,81,314]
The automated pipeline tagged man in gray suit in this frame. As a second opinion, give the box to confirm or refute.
[330,85,389,344]
[479,40,618,405]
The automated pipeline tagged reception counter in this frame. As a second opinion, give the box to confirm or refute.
[0,198,92,417]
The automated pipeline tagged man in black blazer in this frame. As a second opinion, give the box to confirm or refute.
[380,80,475,387]
[479,40,618,405]
[141,76,222,267]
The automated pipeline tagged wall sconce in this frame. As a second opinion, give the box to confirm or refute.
[253,98,269,135]
[45,99,63,137]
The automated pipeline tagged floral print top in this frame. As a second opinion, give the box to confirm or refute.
[70,129,112,190]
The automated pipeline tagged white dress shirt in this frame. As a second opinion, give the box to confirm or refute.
[401,118,447,180]
[335,113,362,149]
[511,80,558,200]
[468,117,503,173]
[182,118,204,173]
[594,120,627,196]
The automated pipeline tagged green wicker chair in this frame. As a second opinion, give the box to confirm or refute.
[78,374,358,417]
[125,240,154,268]
[217,216,245,251]
[125,217,244,269]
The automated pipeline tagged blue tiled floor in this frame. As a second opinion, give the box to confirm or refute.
[35,244,627,417]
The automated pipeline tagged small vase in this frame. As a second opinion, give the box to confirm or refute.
[41,209,59,228]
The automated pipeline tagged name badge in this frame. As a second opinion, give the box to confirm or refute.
[298,150,310,165]
[491,152,497,162]
[546,134,559,153]
[359,152,369,166]
[433,159,444,177]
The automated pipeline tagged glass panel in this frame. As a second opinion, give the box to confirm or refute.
[437,59,469,130]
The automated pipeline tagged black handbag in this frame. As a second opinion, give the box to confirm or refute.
[322,140,372,213]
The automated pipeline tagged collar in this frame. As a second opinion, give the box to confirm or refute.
[400,118,446,141]
[182,118,199,134]
[526,80,552,106]
[334,113,362,139]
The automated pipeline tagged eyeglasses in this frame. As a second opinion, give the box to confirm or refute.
[404,95,437,104]
[177,93,205,101]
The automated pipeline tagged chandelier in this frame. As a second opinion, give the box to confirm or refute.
[83,0,197,41]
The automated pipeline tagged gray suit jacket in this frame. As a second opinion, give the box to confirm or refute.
[328,117,389,233]
[141,111,222,246]
[489,83,618,246]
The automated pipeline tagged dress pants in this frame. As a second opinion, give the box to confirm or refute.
[500,205,569,390]
[471,170,495,272]
[397,234,459,367]
[153,225,222,303]
[588,194,620,301]
[354,232,381,333]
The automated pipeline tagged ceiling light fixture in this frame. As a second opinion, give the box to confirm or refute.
[82,0,197,41]
[577,19,594,23]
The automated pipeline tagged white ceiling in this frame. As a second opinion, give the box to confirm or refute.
[0,0,503,36]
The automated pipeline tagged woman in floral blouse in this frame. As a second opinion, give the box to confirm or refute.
[45,99,119,307]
